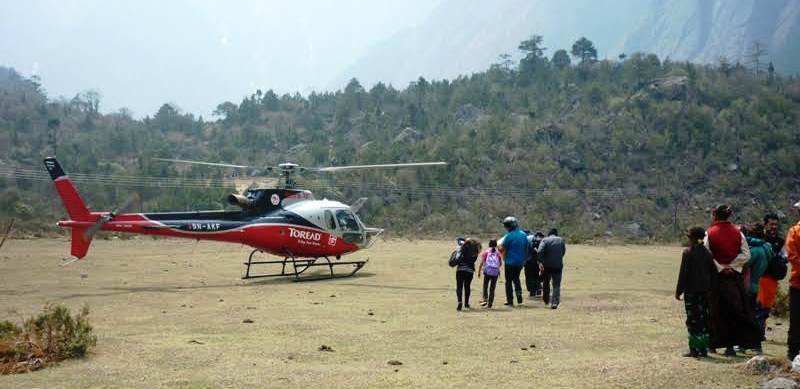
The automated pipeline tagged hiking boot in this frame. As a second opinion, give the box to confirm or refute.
[457,303,462,311]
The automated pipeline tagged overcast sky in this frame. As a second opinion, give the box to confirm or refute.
[0,0,442,117]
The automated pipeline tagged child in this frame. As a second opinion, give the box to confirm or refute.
[478,239,502,308]
[675,226,716,358]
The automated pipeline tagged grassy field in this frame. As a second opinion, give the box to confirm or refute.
[0,238,787,388]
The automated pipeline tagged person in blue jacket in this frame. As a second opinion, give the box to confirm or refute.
[498,216,528,306]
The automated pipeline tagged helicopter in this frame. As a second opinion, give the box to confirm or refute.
[43,157,446,281]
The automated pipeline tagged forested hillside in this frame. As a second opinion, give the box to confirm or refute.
[1,36,799,242]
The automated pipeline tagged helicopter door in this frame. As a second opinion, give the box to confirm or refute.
[324,210,338,232]
[334,209,365,245]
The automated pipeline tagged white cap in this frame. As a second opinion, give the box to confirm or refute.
[794,200,800,208]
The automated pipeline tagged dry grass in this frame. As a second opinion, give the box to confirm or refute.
[0,238,788,388]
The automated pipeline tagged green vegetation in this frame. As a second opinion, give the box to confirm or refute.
[0,304,97,374]
[1,36,799,241]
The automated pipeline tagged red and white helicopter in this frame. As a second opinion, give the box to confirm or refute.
[44,157,446,281]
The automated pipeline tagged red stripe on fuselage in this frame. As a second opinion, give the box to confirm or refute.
[57,213,359,258]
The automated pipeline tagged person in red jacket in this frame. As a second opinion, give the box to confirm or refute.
[786,201,800,360]
[704,204,760,356]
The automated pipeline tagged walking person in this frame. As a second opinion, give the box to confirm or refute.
[759,213,788,341]
[786,202,800,360]
[704,205,760,356]
[478,239,502,308]
[499,216,527,306]
[744,223,773,354]
[676,226,716,358]
[454,238,481,311]
[538,228,567,309]
[525,232,544,297]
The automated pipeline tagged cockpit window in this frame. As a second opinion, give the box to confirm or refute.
[325,210,337,230]
[335,210,361,232]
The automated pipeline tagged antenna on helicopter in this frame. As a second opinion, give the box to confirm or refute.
[153,158,447,189]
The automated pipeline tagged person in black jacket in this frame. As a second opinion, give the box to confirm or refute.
[525,231,544,297]
[676,226,717,358]
[455,238,481,311]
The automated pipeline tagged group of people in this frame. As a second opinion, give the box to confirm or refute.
[676,203,800,360]
[449,216,567,311]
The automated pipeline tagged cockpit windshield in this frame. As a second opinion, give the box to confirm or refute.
[335,209,361,232]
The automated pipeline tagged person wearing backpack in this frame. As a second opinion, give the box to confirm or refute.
[478,239,503,308]
[744,223,774,354]
[759,214,788,341]
[454,238,481,311]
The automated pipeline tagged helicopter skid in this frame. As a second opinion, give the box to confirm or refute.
[242,249,367,282]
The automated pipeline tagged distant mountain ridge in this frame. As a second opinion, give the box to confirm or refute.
[332,0,800,89]
[623,0,800,72]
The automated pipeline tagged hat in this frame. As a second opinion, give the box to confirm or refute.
[502,216,518,229]
[794,200,800,208]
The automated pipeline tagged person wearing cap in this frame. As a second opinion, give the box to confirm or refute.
[786,201,800,360]
[538,228,567,309]
[704,204,760,356]
[498,216,527,306]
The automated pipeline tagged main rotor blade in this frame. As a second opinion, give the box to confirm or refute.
[153,158,250,169]
[315,162,447,172]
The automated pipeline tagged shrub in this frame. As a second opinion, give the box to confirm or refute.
[0,304,97,375]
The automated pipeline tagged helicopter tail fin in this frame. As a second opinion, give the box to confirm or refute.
[43,157,90,221]
[70,227,92,259]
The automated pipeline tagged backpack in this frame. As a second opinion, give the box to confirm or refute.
[448,250,460,267]
[484,250,501,277]
[767,252,788,280]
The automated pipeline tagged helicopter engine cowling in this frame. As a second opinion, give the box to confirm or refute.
[227,194,253,209]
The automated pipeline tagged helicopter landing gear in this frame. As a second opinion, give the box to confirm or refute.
[242,249,367,282]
